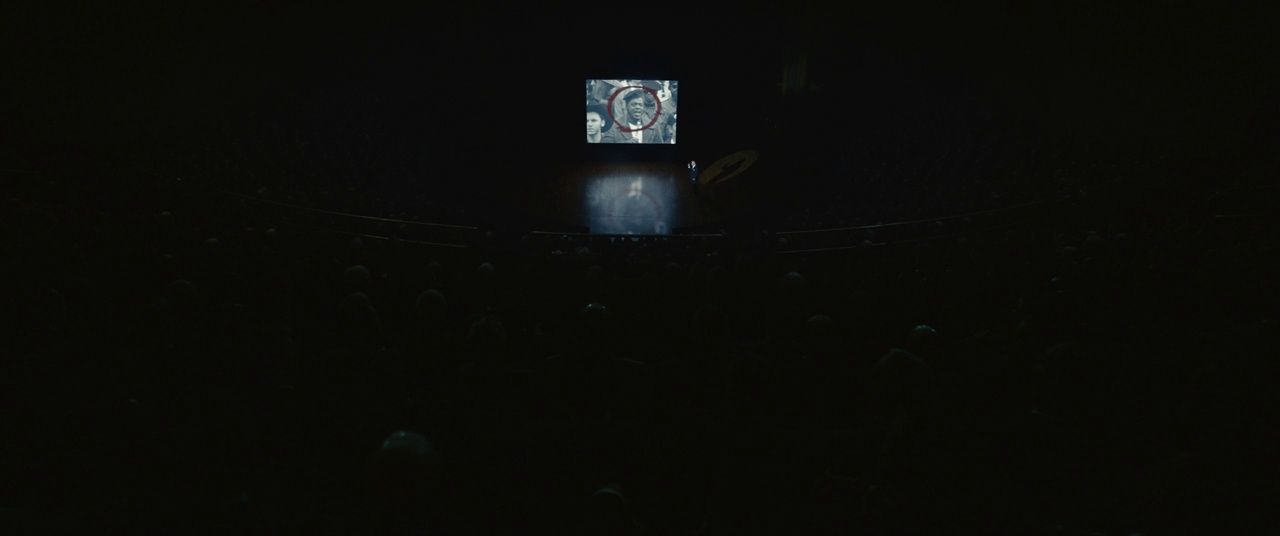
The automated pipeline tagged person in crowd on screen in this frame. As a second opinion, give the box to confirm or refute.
[586,104,627,144]
[619,90,666,144]
[586,106,608,143]
[658,80,677,104]
[656,81,677,141]
[598,80,675,140]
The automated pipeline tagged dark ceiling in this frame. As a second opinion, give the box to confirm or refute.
[3,3,1276,219]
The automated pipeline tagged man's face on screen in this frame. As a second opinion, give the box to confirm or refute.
[586,112,604,136]
[627,97,646,122]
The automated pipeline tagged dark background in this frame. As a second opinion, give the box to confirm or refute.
[3,3,1279,533]
[5,3,1274,227]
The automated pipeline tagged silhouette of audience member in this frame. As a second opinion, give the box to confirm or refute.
[906,324,940,360]
[464,314,508,368]
[343,264,372,294]
[873,348,932,415]
[345,236,366,266]
[337,291,380,354]
[416,288,448,325]
[575,484,641,535]
[471,261,501,310]
[363,430,448,533]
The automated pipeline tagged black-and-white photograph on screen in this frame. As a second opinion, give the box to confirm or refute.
[586,79,678,144]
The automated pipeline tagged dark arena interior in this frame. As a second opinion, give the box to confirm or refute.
[4,4,1278,534]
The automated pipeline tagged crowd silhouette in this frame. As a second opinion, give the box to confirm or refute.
[7,163,1275,534]
[5,2,1275,532]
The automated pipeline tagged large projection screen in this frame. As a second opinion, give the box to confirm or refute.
[585,79,678,144]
